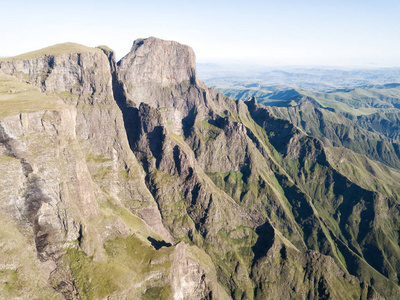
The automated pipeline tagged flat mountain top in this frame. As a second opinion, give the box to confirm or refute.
[0,42,103,61]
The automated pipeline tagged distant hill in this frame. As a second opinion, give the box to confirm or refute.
[199,64,400,92]
[218,83,400,170]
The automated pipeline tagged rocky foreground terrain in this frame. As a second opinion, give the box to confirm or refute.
[1,37,400,299]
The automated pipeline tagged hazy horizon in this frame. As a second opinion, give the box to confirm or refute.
[2,0,400,67]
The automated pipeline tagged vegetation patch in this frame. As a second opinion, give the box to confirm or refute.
[65,249,125,299]
[142,285,173,299]
[86,153,112,163]
[65,233,174,299]
[0,73,64,118]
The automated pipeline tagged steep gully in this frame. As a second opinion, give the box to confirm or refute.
[100,47,172,249]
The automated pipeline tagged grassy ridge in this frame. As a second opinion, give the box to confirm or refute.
[0,42,102,61]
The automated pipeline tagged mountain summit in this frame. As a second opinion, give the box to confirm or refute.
[119,37,197,88]
[0,37,400,299]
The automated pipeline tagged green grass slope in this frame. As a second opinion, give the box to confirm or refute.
[0,42,102,61]
[0,71,64,117]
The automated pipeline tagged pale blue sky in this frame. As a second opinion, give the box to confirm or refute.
[1,0,400,67]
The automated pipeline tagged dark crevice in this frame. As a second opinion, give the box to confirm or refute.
[191,184,201,205]
[239,155,252,184]
[77,53,82,67]
[182,106,197,139]
[48,56,55,69]
[100,47,143,157]
[251,220,275,267]
[26,175,53,261]
[185,167,194,181]
[49,267,81,300]
[317,278,330,300]
[0,124,54,262]
[147,237,172,250]
[196,195,212,238]
[77,224,83,247]
[25,176,50,223]
[199,196,212,225]
[0,125,43,223]
[173,145,181,176]
[208,115,225,129]
[0,124,18,159]
[147,125,165,169]
[280,245,287,260]
[21,158,33,177]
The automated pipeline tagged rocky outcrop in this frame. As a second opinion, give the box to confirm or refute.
[0,44,110,103]
[171,243,230,300]
[116,37,224,139]
[118,37,197,104]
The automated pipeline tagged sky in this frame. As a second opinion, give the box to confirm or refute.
[1,0,400,67]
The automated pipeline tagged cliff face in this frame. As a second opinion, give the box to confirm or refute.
[0,42,222,299]
[118,37,197,89]
[1,38,400,299]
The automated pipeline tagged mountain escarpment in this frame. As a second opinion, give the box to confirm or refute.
[1,38,400,299]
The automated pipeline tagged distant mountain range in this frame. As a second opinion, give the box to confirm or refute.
[198,63,400,92]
